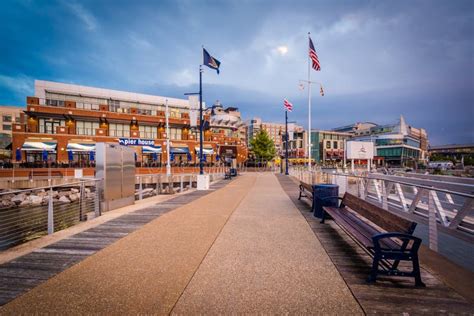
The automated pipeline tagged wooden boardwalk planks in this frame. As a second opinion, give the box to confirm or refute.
[276,174,474,315]
[0,180,228,306]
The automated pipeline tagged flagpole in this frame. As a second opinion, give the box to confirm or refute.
[285,110,289,175]
[199,64,204,175]
[307,32,312,171]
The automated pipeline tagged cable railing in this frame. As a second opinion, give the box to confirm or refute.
[289,167,474,254]
[0,179,100,251]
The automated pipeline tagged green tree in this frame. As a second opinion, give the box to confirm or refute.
[250,130,276,161]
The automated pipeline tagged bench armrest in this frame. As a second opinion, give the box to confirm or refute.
[372,232,422,252]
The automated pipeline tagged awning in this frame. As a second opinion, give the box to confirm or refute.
[143,145,162,154]
[67,142,96,152]
[21,141,57,151]
[195,146,214,155]
[170,146,190,154]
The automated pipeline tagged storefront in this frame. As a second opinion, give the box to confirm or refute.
[66,142,96,167]
[21,140,58,166]
[219,145,237,165]
[142,145,162,167]
[195,146,214,163]
[170,144,191,166]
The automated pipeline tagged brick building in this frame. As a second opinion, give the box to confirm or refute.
[12,80,247,170]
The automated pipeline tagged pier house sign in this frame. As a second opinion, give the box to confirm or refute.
[119,138,155,146]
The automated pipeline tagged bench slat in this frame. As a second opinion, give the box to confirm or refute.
[342,193,415,234]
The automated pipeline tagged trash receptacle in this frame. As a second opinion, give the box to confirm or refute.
[312,184,339,218]
[230,168,237,177]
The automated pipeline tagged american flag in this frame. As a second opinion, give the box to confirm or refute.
[309,36,321,71]
[284,99,293,112]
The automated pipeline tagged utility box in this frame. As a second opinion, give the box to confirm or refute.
[96,143,136,212]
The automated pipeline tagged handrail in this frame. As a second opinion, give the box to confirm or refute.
[0,178,100,197]
[321,171,474,199]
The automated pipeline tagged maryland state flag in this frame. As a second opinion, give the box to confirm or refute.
[320,85,325,96]
[203,48,221,74]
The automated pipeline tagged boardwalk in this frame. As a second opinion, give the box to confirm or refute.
[0,173,473,314]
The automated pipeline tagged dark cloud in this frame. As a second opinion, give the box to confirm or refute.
[0,0,472,145]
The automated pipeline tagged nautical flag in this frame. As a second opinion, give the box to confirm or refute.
[284,99,293,112]
[320,85,324,96]
[309,36,321,71]
[203,48,221,74]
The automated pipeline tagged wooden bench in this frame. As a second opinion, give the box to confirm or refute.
[321,192,425,286]
[298,181,313,205]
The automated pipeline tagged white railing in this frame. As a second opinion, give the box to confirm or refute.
[289,167,474,253]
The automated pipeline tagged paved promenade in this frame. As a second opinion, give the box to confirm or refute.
[0,173,362,314]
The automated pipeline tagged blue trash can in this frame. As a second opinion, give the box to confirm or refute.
[312,184,339,218]
[230,168,237,177]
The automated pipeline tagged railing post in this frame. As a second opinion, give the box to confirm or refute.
[47,186,54,235]
[79,182,85,221]
[94,180,101,217]
[180,175,183,191]
[381,180,388,209]
[138,176,143,200]
[189,174,192,188]
[428,189,438,251]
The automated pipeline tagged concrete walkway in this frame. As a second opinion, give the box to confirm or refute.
[0,173,362,315]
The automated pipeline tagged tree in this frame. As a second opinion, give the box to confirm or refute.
[250,130,276,161]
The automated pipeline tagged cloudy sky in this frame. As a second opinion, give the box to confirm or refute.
[0,0,473,145]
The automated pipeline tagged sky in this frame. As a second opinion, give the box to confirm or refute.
[0,0,473,145]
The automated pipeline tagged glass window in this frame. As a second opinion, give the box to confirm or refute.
[76,121,99,135]
[139,125,157,139]
[3,124,12,131]
[109,123,130,137]
[333,141,338,149]
[170,127,182,140]
[326,141,331,149]
[3,115,12,122]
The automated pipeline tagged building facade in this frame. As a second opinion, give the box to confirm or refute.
[310,130,352,165]
[12,80,247,168]
[334,116,428,167]
[248,117,306,159]
[0,106,25,160]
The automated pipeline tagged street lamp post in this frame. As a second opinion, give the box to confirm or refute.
[165,99,171,176]
[299,79,324,171]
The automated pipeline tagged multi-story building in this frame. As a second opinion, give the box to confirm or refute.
[310,130,352,165]
[248,117,306,159]
[334,116,428,167]
[428,144,474,163]
[205,101,248,163]
[0,106,25,160]
[12,80,247,169]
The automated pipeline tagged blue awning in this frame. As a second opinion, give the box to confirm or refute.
[21,141,57,151]
[143,145,162,154]
[170,146,190,154]
[67,142,96,152]
[195,146,214,155]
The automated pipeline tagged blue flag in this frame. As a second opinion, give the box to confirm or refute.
[203,48,221,74]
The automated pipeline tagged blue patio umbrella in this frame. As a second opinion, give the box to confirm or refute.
[67,150,73,161]
[134,152,137,162]
[15,148,21,161]
[89,151,95,161]
[216,154,220,161]
[203,154,207,162]
[152,152,158,161]
[42,150,48,162]
[187,153,192,161]
[170,153,175,162]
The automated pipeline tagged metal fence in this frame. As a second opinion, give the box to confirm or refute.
[0,179,100,250]
[289,167,474,254]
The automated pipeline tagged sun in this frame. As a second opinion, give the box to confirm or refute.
[277,45,288,55]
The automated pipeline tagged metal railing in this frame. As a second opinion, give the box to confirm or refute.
[289,167,474,253]
[134,169,227,200]
[0,178,100,251]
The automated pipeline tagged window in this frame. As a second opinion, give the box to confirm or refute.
[333,141,338,149]
[326,141,331,149]
[2,124,12,131]
[2,115,12,122]
[170,127,182,140]
[39,118,65,134]
[76,121,100,136]
[46,99,65,107]
[139,125,157,139]
[108,100,121,112]
[109,123,130,137]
